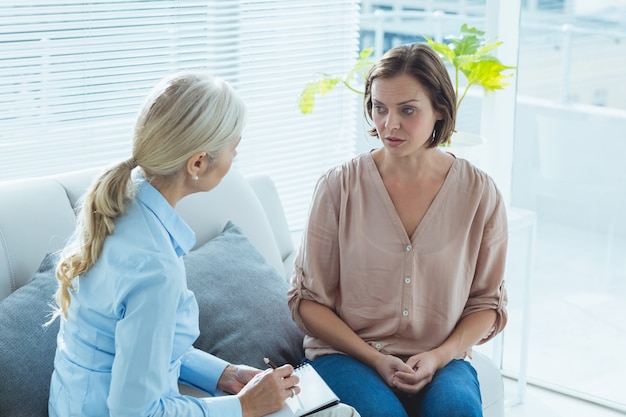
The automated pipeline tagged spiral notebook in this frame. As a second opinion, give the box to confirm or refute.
[267,363,340,417]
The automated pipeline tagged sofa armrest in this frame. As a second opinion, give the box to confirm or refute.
[0,178,77,300]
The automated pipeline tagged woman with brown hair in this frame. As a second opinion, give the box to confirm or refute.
[288,44,508,417]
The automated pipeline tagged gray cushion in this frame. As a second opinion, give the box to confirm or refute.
[0,253,59,417]
[185,221,304,369]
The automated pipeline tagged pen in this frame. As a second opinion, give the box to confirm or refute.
[263,357,279,369]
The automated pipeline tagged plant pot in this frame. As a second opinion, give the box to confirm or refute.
[440,131,486,166]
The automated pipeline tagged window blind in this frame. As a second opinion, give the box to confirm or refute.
[0,0,361,230]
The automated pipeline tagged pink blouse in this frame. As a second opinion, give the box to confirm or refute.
[287,152,508,361]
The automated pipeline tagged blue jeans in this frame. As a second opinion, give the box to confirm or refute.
[307,354,482,417]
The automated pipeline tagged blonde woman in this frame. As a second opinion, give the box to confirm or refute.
[48,73,359,417]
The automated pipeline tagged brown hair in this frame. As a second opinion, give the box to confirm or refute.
[363,43,457,147]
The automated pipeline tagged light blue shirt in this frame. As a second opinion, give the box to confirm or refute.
[49,177,242,417]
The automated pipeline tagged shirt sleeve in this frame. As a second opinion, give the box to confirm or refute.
[179,347,230,396]
[461,181,509,343]
[287,171,342,335]
[107,256,242,417]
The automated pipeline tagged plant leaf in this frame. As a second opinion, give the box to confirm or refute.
[447,31,481,56]
[460,23,485,37]
[461,57,515,92]
[360,47,373,59]
[475,41,503,58]
[298,77,340,114]
[424,35,455,63]
[299,48,373,114]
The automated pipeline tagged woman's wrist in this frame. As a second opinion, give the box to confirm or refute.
[361,348,388,369]
[217,364,236,391]
[431,346,455,369]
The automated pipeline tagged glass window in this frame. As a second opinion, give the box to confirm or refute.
[0,0,361,230]
[511,0,626,410]
[360,0,626,412]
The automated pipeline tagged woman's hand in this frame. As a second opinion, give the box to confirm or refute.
[217,364,262,394]
[371,354,414,388]
[392,350,446,395]
[236,364,300,417]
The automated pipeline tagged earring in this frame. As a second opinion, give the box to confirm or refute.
[193,175,199,181]
[431,128,437,143]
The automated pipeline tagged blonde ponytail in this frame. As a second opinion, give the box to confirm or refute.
[53,158,136,319]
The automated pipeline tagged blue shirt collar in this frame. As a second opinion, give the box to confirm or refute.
[135,175,196,256]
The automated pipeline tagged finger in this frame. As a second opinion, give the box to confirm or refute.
[280,372,300,388]
[393,377,429,395]
[394,370,419,385]
[285,384,301,400]
[274,364,295,378]
[392,359,415,373]
[413,366,433,381]
[405,358,420,370]
[391,364,414,376]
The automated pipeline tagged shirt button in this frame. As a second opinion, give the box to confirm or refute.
[375,343,382,350]
[404,277,411,284]
[402,310,409,316]
[405,245,412,252]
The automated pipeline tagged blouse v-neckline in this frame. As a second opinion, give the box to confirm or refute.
[364,152,459,243]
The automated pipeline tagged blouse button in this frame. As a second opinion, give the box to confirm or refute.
[402,310,409,316]
[405,245,412,252]
[375,343,382,350]
[404,277,411,284]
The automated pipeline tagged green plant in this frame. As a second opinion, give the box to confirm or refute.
[424,24,516,111]
[298,47,375,115]
[298,24,516,145]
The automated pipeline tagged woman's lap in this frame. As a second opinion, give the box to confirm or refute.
[308,354,482,417]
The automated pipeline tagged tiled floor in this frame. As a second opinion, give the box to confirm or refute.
[503,378,626,417]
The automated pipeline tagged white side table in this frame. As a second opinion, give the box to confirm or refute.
[491,206,537,407]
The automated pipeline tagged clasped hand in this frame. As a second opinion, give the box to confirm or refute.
[374,351,442,396]
[218,364,300,417]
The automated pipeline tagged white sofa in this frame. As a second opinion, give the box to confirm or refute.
[0,167,504,416]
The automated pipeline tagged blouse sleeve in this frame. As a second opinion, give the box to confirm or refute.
[287,171,342,335]
[461,180,509,343]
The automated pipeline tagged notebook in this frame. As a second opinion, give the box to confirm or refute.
[267,363,340,417]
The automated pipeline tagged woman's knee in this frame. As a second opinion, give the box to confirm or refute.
[416,360,482,417]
